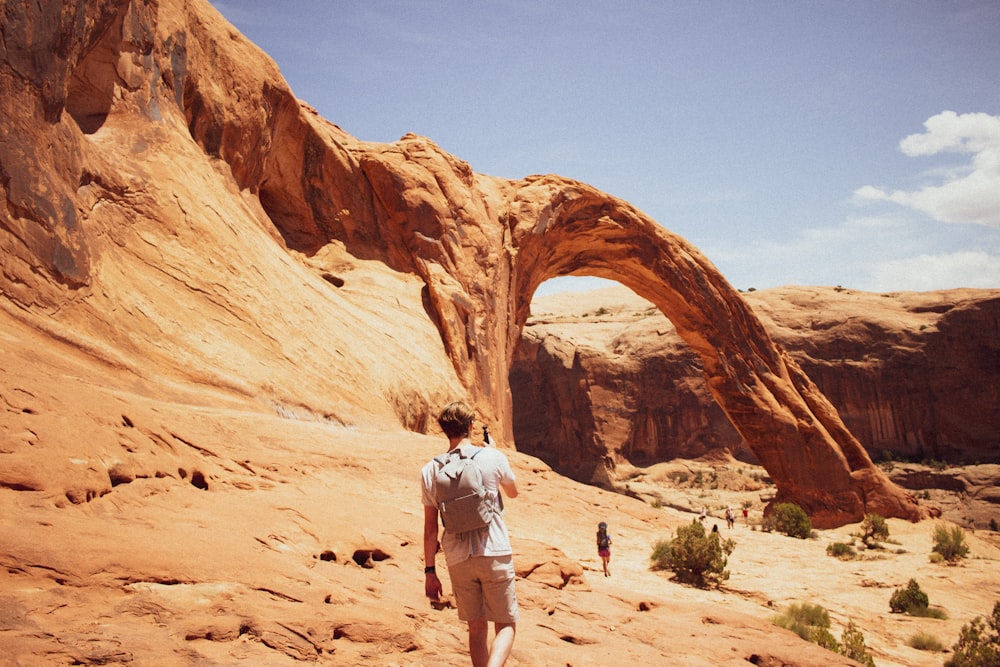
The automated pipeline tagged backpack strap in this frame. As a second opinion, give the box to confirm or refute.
[435,444,481,465]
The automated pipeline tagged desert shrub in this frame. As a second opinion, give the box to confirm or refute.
[908,631,945,652]
[649,519,735,587]
[859,513,890,547]
[933,524,970,562]
[946,601,1000,667]
[841,620,876,667]
[910,605,948,620]
[990,518,999,532]
[826,542,856,559]
[771,602,840,651]
[890,578,930,614]
[772,503,812,539]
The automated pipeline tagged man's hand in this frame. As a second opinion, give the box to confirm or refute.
[425,572,442,601]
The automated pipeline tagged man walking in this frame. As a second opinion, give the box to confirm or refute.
[421,401,519,667]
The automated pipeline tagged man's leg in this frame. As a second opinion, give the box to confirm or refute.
[487,622,516,667]
[468,618,489,667]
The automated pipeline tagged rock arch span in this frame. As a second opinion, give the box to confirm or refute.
[501,175,926,527]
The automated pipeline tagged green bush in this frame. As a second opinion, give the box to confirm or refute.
[910,605,948,620]
[772,503,812,539]
[859,513,889,547]
[771,603,840,651]
[908,631,944,652]
[890,578,930,614]
[841,620,876,667]
[946,601,1000,667]
[650,519,735,587]
[773,605,878,664]
[826,542,856,559]
[933,524,970,562]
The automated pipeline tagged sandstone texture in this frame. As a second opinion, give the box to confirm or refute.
[2,0,988,664]
[515,285,1000,480]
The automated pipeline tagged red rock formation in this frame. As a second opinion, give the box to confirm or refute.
[756,287,1000,466]
[0,0,923,536]
[514,285,1000,484]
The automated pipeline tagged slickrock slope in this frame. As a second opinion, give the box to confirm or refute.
[515,285,1000,478]
[4,313,999,666]
[6,313,1000,666]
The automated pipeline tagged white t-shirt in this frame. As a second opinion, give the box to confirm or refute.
[421,441,515,566]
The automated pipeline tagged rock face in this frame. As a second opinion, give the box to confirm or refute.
[512,286,999,476]
[1,0,920,546]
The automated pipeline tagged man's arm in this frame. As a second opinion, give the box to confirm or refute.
[423,505,442,600]
[500,479,518,499]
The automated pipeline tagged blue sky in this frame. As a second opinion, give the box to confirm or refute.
[213,1,1000,295]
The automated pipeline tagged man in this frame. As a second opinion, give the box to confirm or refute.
[421,401,519,667]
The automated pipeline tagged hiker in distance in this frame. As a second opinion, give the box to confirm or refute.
[596,522,612,577]
[421,401,519,667]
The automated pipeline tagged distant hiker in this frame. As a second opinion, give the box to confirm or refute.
[725,506,735,529]
[699,506,707,523]
[742,507,749,524]
[596,522,612,577]
[421,401,519,667]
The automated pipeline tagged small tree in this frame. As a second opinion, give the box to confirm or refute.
[859,513,890,548]
[946,601,1000,667]
[773,503,812,539]
[933,523,970,562]
[650,519,735,587]
[890,579,930,614]
[841,620,876,667]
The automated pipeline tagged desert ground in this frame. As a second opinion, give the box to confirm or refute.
[3,398,996,666]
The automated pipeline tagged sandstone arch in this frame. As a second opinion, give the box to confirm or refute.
[500,175,925,527]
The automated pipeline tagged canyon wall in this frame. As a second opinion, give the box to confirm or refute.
[512,286,1000,480]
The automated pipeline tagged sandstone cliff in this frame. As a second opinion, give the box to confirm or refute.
[514,285,1000,480]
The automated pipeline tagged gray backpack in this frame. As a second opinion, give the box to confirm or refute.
[433,445,498,534]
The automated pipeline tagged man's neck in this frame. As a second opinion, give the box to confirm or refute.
[447,436,471,452]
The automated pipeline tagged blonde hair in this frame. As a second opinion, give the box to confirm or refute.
[437,401,475,439]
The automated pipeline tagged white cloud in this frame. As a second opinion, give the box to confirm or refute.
[705,211,1000,292]
[871,251,1000,292]
[854,111,1000,227]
